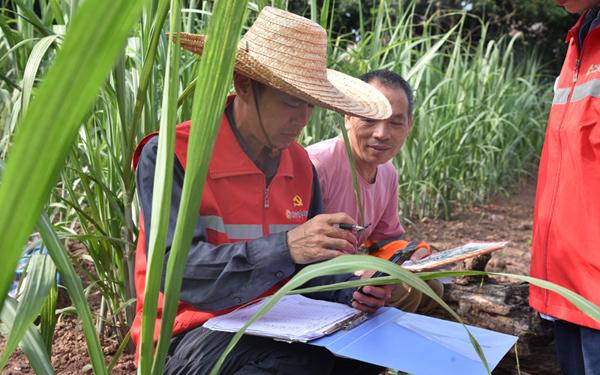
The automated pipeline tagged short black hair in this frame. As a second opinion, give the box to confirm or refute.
[360,70,413,114]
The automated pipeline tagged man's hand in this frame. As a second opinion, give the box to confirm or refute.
[287,213,358,264]
[409,247,430,262]
[351,269,393,313]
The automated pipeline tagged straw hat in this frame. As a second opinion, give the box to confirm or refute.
[176,6,392,120]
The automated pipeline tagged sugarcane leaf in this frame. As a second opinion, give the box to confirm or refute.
[39,276,58,355]
[0,254,55,370]
[150,1,249,374]
[137,0,181,373]
[37,213,108,374]
[0,297,55,375]
[0,0,147,322]
[339,124,366,228]
[20,34,60,114]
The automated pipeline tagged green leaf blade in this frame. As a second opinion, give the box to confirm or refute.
[0,298,55,375]
[0,254,56,370]
[149,2,250,374]
[0,0,147,315]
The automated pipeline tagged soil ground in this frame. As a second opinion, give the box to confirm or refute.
[403,182,534,279]
[1,182,540,374]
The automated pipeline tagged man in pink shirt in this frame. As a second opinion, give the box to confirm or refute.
[307,70,442,312]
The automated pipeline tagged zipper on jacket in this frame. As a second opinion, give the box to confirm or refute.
[573,58,581,83]
[541,39,580,307]
[264,186,270,208]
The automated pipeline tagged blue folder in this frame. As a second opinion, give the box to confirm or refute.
[309,307,517,375]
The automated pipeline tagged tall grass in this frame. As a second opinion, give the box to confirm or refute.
[0,1,582,374]
[1,0,268,371]
[1,0,148,372]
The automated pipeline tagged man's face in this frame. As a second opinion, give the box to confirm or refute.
[254,85,314,150]
[345,80,412,169]
[556,0,600,13]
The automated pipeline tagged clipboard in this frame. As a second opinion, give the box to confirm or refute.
[321,311,368,335]
[203,295,368,343]
[402,241,508,272]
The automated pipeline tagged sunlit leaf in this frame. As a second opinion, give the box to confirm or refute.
[0,298,55,375]
[150,1,249,374]
[0,0,147,323]
[0,254,55,370]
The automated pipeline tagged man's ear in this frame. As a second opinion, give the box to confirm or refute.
[233,73,252,101]
[344,115,353,131]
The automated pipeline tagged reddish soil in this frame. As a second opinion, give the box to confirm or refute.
[403,181,535,279]
[1,182,538,374]
[1,313,135,375]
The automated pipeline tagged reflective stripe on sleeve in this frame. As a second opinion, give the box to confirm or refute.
[552,87,571,105]
[571,78,600,103]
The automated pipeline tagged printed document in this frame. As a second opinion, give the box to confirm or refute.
[203,294,361,342]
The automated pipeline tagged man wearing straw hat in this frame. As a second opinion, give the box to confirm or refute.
[132,7,394,375]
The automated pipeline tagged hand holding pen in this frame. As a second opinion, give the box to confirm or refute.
[287,213,359,264]
[333,222,370,252]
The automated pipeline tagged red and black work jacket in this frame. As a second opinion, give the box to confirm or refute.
[130,96,314,356]
[530,13,600,330]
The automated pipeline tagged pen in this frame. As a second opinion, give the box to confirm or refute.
[334,223,369,231]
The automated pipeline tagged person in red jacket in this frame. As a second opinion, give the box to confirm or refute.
[133,6,398,375]
[530,1,600,374]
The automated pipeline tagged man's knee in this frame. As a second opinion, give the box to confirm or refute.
[234,342,335,375]
[389,279,443,314]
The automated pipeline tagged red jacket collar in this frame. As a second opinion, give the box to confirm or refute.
[209,95,295,179]
[566,13,586,43]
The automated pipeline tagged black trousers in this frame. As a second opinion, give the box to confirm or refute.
[164,326,384,375]
[553,320,600,375]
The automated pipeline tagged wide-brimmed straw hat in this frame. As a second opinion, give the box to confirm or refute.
[176,6,391,120]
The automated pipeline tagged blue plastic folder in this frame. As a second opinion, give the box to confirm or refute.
[309,307,517,375]
[204,295,517,374]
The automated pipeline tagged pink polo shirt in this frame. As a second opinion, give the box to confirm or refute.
[306,137,404,241]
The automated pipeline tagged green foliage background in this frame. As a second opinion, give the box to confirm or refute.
[298,0,578,73]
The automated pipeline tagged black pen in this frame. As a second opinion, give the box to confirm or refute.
[334,223,369,231]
